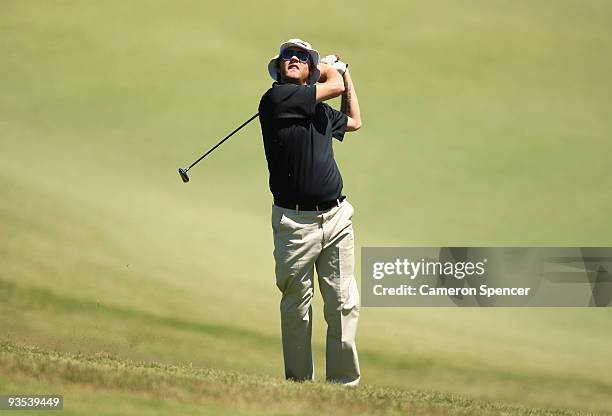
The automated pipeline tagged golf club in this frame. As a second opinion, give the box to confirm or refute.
[178,112,259,183]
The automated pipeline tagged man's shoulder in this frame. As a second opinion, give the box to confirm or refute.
[262,82,312,100]
[259,84,277,112]
[260,83,282,108]
[259,83,316,113]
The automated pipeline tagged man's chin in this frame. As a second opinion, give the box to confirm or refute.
[281,72,307,85]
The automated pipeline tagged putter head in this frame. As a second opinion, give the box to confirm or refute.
[178,168,190,183]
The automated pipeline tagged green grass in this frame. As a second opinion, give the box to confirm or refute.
[0,342,595,416]
[1,0,612,415]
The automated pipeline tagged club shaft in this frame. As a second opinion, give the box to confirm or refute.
[188,113,259,170]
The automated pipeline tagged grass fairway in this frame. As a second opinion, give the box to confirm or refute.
[0,342,592,416]
[1,0,612,415]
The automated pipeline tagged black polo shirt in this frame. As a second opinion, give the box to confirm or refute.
[258,83,348,204]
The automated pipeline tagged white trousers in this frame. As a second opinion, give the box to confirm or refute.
[271,199,360,386]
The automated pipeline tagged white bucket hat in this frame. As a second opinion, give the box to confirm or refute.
[267,38,320,85]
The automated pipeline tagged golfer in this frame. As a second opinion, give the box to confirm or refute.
[258,39,362,386]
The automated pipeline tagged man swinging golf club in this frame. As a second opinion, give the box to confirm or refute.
[258,38,362,386]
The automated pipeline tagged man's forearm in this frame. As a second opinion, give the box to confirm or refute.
[341,69,361,131]
[315,63,345,103]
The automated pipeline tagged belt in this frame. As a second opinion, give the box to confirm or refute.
[274,195,346,212]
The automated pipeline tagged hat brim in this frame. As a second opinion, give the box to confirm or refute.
[267,41,321,85]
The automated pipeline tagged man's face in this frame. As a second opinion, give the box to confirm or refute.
[278,47,311,85]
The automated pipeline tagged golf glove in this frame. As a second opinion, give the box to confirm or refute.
[333,60,348,75]
[321,54,348,75]
[321,54,339,65]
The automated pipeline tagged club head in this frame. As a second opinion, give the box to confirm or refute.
[178,168,190,183]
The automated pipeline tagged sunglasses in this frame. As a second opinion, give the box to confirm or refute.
[280,49,310,63]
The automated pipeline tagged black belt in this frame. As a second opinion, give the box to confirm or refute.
[274,195,346,211]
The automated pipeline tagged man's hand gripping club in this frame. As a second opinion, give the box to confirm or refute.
[318,54,361,131]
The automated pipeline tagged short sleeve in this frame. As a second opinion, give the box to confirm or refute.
[260,83,316,120]
[327,106,348,142]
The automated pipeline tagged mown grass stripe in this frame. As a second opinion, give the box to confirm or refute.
[0,278,277,347]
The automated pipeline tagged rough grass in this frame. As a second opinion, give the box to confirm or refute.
[0,342,595,416]
[2,276,611,414]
